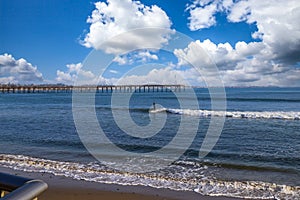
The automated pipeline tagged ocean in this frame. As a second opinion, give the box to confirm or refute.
[0,87,299,199]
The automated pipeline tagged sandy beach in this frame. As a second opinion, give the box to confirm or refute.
[0,166,242,200]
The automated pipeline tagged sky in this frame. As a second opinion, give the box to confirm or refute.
[0,0,300,86]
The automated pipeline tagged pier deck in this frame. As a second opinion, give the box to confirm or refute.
[0,84,186,93]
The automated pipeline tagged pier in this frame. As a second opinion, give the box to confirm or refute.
[0,84,186,93]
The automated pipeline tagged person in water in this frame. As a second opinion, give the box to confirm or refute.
[153,102,156,110]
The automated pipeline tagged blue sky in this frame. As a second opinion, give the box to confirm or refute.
[1,0,299,86]
[0,0,93,79]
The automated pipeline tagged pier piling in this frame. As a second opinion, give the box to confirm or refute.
[0,84,186,94]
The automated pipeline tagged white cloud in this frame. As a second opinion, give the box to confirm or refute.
[82,0,173,55]
[187,0,300,64]
[113,50,159,65]
[56,62,194,86]
[221,67,300,87]
[187,3,218,30]
[174,38,300,86]
[56,63,109,85]
[187,0,242,30]
[113,56,129,65]
[186,0,235,30]
[137,51,158,62]
[109,70,118,74]
[226,0,250,23]
[226,0,300,64]
[117,67,187,85]
[0,53,43,84]
[183,0,300,86]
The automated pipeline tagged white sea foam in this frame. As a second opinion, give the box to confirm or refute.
[0,154,299,199]
[149,108,167,113]
[166,109,300,120]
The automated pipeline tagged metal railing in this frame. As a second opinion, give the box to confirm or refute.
[0,172,48,200]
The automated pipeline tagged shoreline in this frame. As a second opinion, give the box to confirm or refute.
[0,166,242,200]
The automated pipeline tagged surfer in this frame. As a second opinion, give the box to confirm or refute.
[153,102,156,110]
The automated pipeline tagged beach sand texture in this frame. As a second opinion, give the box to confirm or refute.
[0,166,242,200]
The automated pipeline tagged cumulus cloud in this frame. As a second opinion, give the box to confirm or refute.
[117,65,220,87]
[175,39,266,70]
[82,0,173,55]
[113,50,159,65]
[226,0,300,64]
[117,67,187,85]
[137,51,158,62]
[184,0,300,86]
[56,63,111,85]
[187,1,218,30]
[55,62,194,86]
[174,38,300,86]
[0,53,43,84]
[187,0,300,64]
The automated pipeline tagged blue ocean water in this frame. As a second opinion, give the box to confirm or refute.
[0,87,299,199]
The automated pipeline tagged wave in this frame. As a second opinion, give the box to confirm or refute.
[164,109,300,120]
[97,106,300,120]
[0,154,299,199]
[149,108,167,113]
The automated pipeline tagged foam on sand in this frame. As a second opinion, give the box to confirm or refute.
[1,154,299,199]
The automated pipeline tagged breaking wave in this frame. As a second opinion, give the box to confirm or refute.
[0,154,299,199]
[157,109,300,120]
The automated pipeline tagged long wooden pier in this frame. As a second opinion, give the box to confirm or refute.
[0,84,186,93]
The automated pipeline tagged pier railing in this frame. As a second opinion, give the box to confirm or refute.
[0,172,47,200]
[0,84,186,93]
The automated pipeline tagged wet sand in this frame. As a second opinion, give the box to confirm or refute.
[0,166,242,200]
